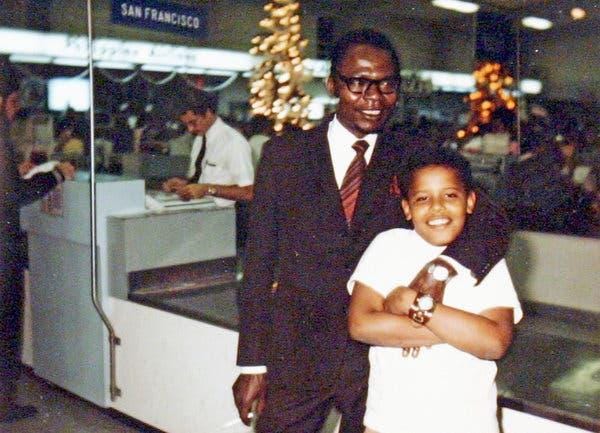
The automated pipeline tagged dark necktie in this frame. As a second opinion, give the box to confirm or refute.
[340,140,369,224]
[189,135,206,183]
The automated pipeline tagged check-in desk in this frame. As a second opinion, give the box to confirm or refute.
[20,174,146,406]
[106,197,250,433]
[21,173,248,433]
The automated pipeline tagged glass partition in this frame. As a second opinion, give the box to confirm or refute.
[0,0,104,405]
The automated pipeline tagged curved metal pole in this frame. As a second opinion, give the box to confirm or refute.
[86,0,121,402]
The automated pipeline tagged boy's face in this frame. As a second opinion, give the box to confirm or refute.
[401,165,476,246]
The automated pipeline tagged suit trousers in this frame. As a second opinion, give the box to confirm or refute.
[0,266,24,399]
[256,366,368,433]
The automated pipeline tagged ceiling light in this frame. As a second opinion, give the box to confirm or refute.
[521,16,553,30]
[432,0,480,14]
[570,7,586,20]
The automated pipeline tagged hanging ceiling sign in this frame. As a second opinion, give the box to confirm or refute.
[111,0,208,38]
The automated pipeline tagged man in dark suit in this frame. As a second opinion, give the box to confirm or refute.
[233,29,509,433]
[0,60,74,423]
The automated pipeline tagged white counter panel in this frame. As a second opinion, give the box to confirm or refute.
[109,297,251,433]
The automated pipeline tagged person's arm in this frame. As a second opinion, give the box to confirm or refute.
[177,183,253,202]
[442,189,511,282]
[233,138,279,425]
[14,162,74,208]
[349,281,442,348]
[384,285,514,360]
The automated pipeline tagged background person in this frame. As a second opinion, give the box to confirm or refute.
[0,61,74,424]
[162,91,254,207]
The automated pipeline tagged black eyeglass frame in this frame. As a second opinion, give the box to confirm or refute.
[334,73,400,95]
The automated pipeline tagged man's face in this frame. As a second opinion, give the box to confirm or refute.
[180,110,212,136]
[326,44,398,138]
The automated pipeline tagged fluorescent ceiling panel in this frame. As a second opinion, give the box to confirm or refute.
[521,16,553,30]
[432,0,480,14]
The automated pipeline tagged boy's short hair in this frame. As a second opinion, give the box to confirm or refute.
[398,145,474,197]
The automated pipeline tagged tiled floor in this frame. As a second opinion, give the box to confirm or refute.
[2,371,342,433]
[1,372,161,433]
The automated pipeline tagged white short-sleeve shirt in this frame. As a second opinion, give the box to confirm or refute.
[348,228,522,433]
[188,117,254,207]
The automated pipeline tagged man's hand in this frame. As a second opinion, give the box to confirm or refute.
[176,183,209,201]
[232,373,267,426]
[162,177,188,193]
[56,162,75,181]
[384,286,415,315]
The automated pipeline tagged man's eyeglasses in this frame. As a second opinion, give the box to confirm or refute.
[335,74,399,95]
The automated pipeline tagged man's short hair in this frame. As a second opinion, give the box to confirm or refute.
[176,90,219,116]
[398,145,475,197]
[330,29,401,77]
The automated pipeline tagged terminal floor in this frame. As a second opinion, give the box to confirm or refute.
[1,371,161,433]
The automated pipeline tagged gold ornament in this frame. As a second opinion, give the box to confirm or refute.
[249,0,313,132]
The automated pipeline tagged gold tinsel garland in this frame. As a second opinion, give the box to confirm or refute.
[249,0,312,132]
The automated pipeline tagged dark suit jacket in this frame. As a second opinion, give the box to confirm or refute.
[237,118,510,390]
[0,135,59,271]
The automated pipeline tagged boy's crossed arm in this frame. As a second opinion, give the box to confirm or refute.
[348,281,442,348]
[349,281,515,360]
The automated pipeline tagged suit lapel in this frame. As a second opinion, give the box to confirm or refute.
[352,132,396,228]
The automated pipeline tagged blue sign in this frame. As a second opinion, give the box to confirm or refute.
[112,0,208,38]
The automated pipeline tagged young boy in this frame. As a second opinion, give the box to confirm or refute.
[347,146,522,433]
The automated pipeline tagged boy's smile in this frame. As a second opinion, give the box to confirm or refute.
[401,165,476,246]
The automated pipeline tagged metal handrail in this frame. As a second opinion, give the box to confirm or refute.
[86,0,121,402]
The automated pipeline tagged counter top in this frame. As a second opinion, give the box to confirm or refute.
[130,288,600,431]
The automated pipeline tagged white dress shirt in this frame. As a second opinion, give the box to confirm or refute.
[188,117,254,207]
[327,115,378,188]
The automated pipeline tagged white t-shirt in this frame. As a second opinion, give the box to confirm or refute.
[188,117,254,207]
[347,228,522,433]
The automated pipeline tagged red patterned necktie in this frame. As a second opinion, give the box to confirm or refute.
[340,140,369,224]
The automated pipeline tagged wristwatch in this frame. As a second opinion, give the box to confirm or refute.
[207,186,217,196]
[408,292,437,325]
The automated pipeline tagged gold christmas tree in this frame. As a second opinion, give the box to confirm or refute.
[457,61,517,139]
[249,0,312,133]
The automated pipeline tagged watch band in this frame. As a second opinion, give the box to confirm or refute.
[408,293,436,325]
[207,186,217,196]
